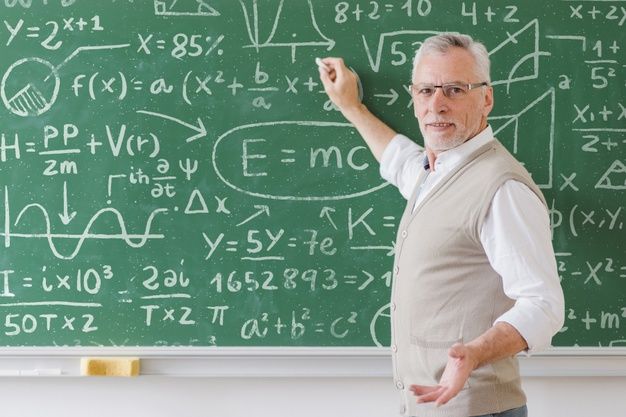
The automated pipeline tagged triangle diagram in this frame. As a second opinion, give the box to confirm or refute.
[595,160,626,190]
[154,0,220,17]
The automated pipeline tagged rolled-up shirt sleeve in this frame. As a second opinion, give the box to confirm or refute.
[482,180,565,353]
[379,134,425,200]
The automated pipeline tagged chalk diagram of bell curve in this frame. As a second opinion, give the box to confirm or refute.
[239,0,335,63]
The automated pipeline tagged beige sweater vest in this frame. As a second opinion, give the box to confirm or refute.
[390,139,547,417]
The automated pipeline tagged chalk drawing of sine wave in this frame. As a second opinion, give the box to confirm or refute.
[10,204,167,260]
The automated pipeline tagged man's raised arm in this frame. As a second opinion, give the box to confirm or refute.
[318,57,396,162]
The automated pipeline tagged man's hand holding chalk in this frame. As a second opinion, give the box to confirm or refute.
[317,57,363,106]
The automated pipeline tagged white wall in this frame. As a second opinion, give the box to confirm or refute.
[4,376,626,417]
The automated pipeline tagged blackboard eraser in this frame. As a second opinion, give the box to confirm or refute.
[80,357,140,377]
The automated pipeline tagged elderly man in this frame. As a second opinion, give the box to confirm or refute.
[319,33,564,417]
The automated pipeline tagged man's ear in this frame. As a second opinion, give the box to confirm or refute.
[483,86,494,117]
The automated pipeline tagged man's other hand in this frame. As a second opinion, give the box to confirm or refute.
[409,343,477,407]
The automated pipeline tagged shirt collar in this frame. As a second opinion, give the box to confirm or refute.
[430,125,494,173]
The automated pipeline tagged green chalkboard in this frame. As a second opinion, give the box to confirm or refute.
[0,0,623,348]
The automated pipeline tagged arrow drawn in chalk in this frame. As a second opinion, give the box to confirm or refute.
[58,181,77,225]
[319,206,338,230]
[136,110,207,142]
[374,89,399,106]
[236,205,270,227]
[350,242,395,257]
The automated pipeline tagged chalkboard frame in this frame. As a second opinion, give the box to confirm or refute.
[0,0,623,351]
[1,347,625,377]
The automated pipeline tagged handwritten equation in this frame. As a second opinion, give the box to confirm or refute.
[0,0,623,348]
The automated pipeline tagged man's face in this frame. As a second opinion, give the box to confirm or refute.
[412,48,494,153]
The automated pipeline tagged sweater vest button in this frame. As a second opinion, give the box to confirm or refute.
[401,230,407,238]
[391,302,397,311]
[395,380,404,390]
[394,266,399,275]
[391,344,398,352]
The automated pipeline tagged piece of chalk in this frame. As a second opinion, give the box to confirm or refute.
[81,357,140,377]
[20,369,62,376]
[315,57,329,72]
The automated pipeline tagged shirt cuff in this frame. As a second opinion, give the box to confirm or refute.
[495,297,563,354]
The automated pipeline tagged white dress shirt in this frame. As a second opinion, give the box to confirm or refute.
[379,126,565,353]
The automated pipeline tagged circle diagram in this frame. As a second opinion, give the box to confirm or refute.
[1,57,60,117]
[370,303,391,347]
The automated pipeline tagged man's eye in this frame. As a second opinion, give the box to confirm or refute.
[419,88,434,95]
[446,86,465,96]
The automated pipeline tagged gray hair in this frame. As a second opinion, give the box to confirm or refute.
[412,33,491,83]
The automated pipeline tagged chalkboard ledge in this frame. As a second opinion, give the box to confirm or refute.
[1,347,625,378]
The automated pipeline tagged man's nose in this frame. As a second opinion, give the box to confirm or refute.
[429,87,449,113]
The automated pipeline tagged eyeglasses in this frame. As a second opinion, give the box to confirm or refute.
[410,82,489,100]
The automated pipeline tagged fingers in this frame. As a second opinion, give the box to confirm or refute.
[317,60,334,91]
[435,387,457,406]
[410,385,448,405]
[320,57,346,72]
[318,57,350,83]
[409,384,438,396]
[318,66,333,88]
[319,67,336,86]
[410,384,458,407]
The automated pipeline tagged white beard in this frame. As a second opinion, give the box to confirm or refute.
[424,134,468,152]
